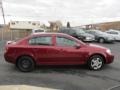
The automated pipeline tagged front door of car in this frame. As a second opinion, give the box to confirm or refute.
[53,36,85,65]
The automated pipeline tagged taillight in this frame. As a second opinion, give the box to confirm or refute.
[4,46,9,53]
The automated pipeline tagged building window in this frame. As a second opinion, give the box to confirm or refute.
[32,23,36,25]
[28,21,31,24]
[16,21,19,23]
[11,22,15,25]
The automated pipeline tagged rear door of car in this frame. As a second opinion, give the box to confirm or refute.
[28,35,58,65]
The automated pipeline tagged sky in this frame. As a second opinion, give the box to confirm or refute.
[0,0,120,26]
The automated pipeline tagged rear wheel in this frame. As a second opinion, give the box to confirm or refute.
[87,55,104,70]
[16,56,35,72]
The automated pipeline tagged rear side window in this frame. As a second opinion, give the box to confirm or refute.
[29,36,52,45]
[107,31,118,34]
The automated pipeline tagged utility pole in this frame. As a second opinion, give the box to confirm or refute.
[1,1,5,24]
[0,1,6,40]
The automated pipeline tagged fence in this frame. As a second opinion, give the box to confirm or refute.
[0,26,32,41]
[0,28,32,53]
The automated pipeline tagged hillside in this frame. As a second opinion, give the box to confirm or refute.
[93,21,120,31]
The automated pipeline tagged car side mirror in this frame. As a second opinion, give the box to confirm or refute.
[74,44,81,49]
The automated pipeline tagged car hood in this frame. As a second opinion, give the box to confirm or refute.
[87,43,107,50]
[99,33,114,38]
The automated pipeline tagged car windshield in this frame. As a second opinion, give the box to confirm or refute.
[74,29,86,34]
[96,31,105,34]
[35,30,44,33]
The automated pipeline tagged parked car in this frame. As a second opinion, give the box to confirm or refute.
[105,29,120,41]
[32,28,46,34]
[85,30,115,43]
[59,28,95,42]
[4,33,114,72]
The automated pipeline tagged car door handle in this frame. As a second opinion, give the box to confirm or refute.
[60,49,64,52]
[60,49,63,51]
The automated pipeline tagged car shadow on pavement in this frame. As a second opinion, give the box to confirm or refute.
[33,65,92,74]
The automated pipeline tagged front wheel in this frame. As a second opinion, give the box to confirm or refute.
[87,55,104,70]
[16,56,35,72]
[98,38,105,43]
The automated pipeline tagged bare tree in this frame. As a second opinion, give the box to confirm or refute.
[67,22,70,28]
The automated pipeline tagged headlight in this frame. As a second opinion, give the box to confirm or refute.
[107,37,114,40]
[86,37,91,40]
[106,49,111,54]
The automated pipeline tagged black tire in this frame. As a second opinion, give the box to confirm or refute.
[16,56,35,72]
[87,55,104,70]
[98,38,105,43]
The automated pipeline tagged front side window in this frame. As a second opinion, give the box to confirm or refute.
[56,36,77,47]
[69,30,76,35]
[29,36,52,45]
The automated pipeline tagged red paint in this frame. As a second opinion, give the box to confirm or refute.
[4,33,114,65]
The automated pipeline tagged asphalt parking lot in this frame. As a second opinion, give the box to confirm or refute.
[0,41,120,90]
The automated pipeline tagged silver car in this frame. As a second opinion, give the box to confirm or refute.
[86,30,115,43]
[105,29,120,41]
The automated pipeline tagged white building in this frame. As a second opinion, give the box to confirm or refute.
[9,21,41,30]
[7,21,44,40]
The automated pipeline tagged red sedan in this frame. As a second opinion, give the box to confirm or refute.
[4,33,114,72]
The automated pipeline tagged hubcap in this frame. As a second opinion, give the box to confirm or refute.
[21,60,31,69]
[91,58,103,70]
[99,39,104,43]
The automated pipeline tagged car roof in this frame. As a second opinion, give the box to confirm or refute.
[87,30,97,31]
[108,29,120,32]
[30,32,70,37]
[60,27,76,30]
[32,28,45,30]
